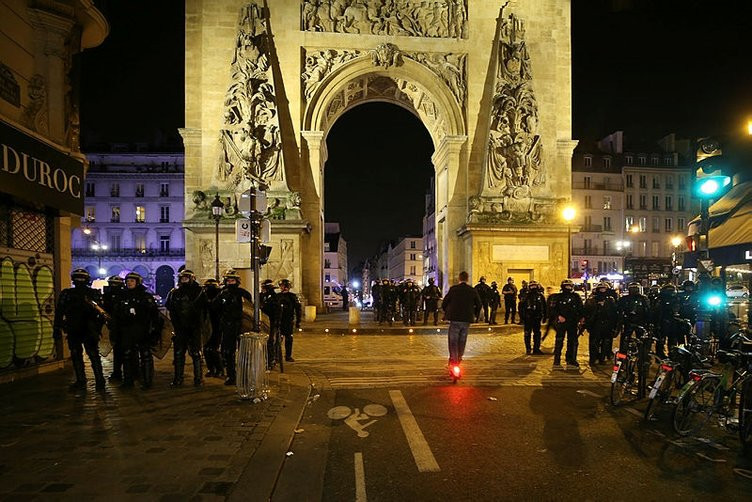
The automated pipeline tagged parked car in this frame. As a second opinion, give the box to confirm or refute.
[726,284,749,299]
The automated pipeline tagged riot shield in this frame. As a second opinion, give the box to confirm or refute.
[151,310,174,360]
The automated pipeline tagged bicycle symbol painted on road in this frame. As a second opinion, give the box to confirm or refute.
[327,404,388,438]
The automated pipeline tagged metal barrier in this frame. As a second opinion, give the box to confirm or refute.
[236,332,269,401]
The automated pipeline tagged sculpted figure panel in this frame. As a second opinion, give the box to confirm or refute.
[301,0,467,39]
[217,2,287,189]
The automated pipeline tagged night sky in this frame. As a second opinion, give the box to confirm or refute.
[80,0,752,268]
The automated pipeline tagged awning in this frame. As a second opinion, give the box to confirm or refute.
[689,180,752,226]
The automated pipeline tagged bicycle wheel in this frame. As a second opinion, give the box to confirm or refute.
[739,378,752,448]
[673,375,720,436]
[611,359,636,406]
[644,370,675,422]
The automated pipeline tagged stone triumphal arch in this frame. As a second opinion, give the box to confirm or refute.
[182,0,577,309]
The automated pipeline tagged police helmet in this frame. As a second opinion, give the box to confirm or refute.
[279,278,291,289]
[178,269,195,281]
[71,268,91,283]
[203,278,219,288]
[125,271,143,285]
[382,278,389,284]
[627,282,642,295]
[262,279,277,289]
[661,283,677,294]
[595,281,609,293]
[528,280,539,291]
[107,275,124,286]
[428,277,435,284]
[682,280,695,291]
[223,269,241,282]
[479,276,486,282]
[560,279,574,291]
[491,281,498,287]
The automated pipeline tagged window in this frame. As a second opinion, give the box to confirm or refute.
[584,238,592,252]
[639,216,647,232]
[664,156,673,167]
[639,194,647,209]
[110,234,121,251]
[679,175,687,190]
[603,240,611,255]
[160,205,170,223]
[584,176,591,188]
[111,206,120,223]
[626,174,634,188]
[651,241,660,257]
[652,177,660,189]
[584,195,592,209]
[603,216,612,231]
[324,242,330,252]
[85,182,95,197]
[639,241,647,257]
[626,194,633,209]
[133,233,146,251]
[652,216,660,233]
[410,253,417,260]
[410,265,416,275]
[410,241,416,249]
[625,215,634,230]
[135,183,145,197]
[651,155,659,166]
[324,286,331,295]
[160,235,170,252]
[584,215,592,229]
[665,218,673,232]
[110,183,120,197]
[603,196,611,210]
[678,217,686,229]
[665,196,673,211]
[638,156,646,166]
[678,196,685,211]
[603,157,612,169]
[325,274,331,282]
[324,259,331,268]
[625,155,633,165]
[666,175,674,189]
[639,175,647,188]
[652,195,660,210]
[85,206,96,222]
[584,157,592,168]
[135,206,146,223]
[160,183,170,197]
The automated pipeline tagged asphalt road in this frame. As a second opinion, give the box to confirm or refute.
[275,381,752,501]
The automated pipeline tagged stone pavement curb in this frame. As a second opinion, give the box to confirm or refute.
[229,365,313,502]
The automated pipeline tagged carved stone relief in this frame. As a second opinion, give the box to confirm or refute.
[302,49,362,101]
[21,74,49,135]
[266,238,295,282]
[301,0,467,39]
[198,239,214,279]
[217,2,287,190]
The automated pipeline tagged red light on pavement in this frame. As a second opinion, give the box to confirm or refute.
[452,365,461,378]
[616,352,627,360]
[613,365,620,372]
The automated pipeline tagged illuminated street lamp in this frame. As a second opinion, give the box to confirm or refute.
[211,194,225,281]
[562,205,576,277]
[671,236,683,285]
[91,242,108,278]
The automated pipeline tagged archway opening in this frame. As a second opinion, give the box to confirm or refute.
[323,101,435,305]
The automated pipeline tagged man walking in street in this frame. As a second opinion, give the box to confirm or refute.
[441,271,482,366]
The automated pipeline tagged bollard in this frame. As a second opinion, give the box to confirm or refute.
[349,306,360,325]
[305,305,317,322]
[236,332,269,401]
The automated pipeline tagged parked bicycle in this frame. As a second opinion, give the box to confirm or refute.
[610,325,653,406]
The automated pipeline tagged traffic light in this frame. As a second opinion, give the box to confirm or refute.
[694,138,732,198]
[258,244,272,265]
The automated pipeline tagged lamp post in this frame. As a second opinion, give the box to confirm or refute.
[671,236,683,285]
[211,194,225,281]
[562,205,576,277]
[616,240,630,274]
[91,242,108,278]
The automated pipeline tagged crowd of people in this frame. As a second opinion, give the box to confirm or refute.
[54,267,300,391]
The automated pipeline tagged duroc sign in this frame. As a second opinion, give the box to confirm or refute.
[1,120,84,215]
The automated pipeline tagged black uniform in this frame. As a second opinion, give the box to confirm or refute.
[102,282,125,380]
[54,284,107,389]
[548,289,584,366]
[488,285,501,325]
[260,284,279,367]
[112,284,161,388]
[517,283,529,325]
[615,292,651,353]
[501,282,518,323]
[276,290,302,361]
[166,280,208,386]
[202,282,223,377]
[474,280,491,323]
[519,287,547,354]
[678,284,700,327]
[583,290,618,364]
[421,282,442,325]
[342,288,349,311]
[652,286,682,357]
[371,282,381,319]
[214,284,253,385]
[378,282,394,325]
[402,283,422,326]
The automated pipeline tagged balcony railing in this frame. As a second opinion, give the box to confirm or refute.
[580,224,603,232]
[72,247,185,258]
[572,247,623,257]
[572,182,624,191]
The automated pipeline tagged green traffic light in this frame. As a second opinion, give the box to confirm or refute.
[695,175,731,197]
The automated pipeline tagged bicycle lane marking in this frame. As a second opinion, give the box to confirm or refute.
[388,389,441,472]
[354,452,367,502]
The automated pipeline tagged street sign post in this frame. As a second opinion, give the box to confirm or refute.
[236,218,251,243]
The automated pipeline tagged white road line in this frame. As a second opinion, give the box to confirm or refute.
[576,389,602,398]
[388,390,441,473]
[354,452,367,502]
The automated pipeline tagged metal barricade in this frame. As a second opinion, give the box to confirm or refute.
[236,332,269,401]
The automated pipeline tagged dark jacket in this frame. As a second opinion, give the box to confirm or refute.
[165,281,207,331]
[276,291,302,334]
[583,292,617,332]
[441,282,482,323]
[54,285,105,338]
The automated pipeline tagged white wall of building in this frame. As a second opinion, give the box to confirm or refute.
[389,237,424,284]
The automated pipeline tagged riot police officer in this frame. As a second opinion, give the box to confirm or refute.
[474,276,491,323]
[276,279,301,362]
[53,269,107,390]
[378,278,393,325]
[488,281,501,325]
[113,272,161,389]
[583,281,618,365]
[260,279,279,368]
[502,277,518,324]
[548,279,584,367]
[519,280,546,355]
[102,275,125,381]
[402,279,422,326]
[421,278,442,325]
[166,269,207,387]
[214,269,253,385]
[615,282,651,353]
[371,280,382,321]
[202,278,223,378]
[678,279,700,327]
[517,280,529,325]
[652,283,681,358]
